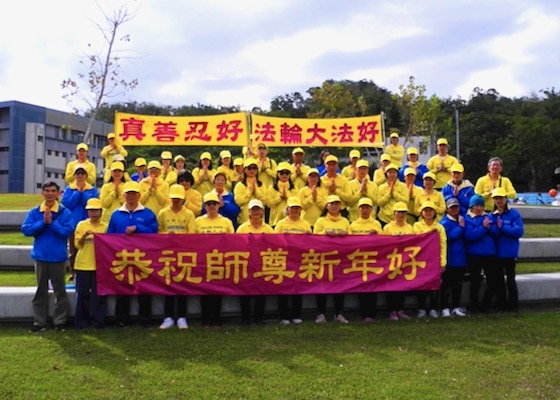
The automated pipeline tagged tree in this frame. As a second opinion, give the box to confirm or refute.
[307,80,367,118]
[61,3,139,144]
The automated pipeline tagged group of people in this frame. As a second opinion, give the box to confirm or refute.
[21,132,524,332]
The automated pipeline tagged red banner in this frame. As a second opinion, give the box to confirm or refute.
[95,232,441,296]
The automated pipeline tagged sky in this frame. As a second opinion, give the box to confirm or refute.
[2,0,560,114]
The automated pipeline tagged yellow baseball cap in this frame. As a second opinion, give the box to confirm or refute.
[292,147,304,155]
[161,151,173,160]
[123,181,141,193]
[73,164,87,174]
[277,162,292,173]
[437,138,448,146]
[244,158,258,168]
[349,150,360,159]
[220,150,232,159]
[450,163,464,173]
[169,184,186,199]
[233,157,244,166]
[420,201,437,212]
[380,154,391,162]
[384,163,399,173]
[393,202,408,212]
[85,198,103,210]
[287,197,302,207]
[200,151,212,160]
[203,192,220,203]
[134,157,147,167]
[358,197,373,207]
[407,147,419,155]
[306,168,320,177]
[327,195,341,203]
[324,155,339,164]
[390,132,399,138]
[491,187,508,198]
[422,172,437,181]
[107,132,116,139]
[174,155,185,163]
[148,160,162,170]
[77,143,88,151]
[357,160,369,169]
[404,167,417,176]
[110,161,125,171]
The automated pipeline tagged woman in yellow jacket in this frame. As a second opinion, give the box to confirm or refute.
[216,150,237,191]
[266,162,299,227]
[73,198,108,329]
[298,168,328,229]
[139,160,170,216]
[383,202,414,321]
[377,164,410,226]
[274,197,311,324]
[234,158,268,225]
[347,159,378,223]
[414,172,446,221]
[313,195,352,324]
[195,192,235,328]
[100,161,127,224]
[413,201,447,319]
[403,167,423,226]
[177,171,203,217]
[192,152,216,196]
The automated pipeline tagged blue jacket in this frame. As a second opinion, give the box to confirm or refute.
[201,191,240,229]
[441,179,475,216]
[107,204,158,234]
[490,207,524,258]
[21,202,76,263]
[440,214,467,267]
[464,211,496,257]
[61,185,99,223]
[398,163,429,187]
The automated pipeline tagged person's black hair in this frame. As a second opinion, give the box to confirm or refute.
[213,171,228,183]
[42,181,60,191]
[241,173,262,187]
[198,159,214,170]
[178,171,195,186]
[272,175,295,191]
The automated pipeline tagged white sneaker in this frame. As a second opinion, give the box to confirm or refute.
[291,318,303,324]
[315,313,327,324]
[334,314,349,324]
[417,309,427,319]
[452,307,467,317]
[429,309,439,319]
[177,318,188,330]
[441,308,451,318]
[159,317,174,329]
[280,319,291,325]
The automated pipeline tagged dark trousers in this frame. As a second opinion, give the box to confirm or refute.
[33,261,69,327]
[467,255,494,310]
[498,258,519,311]
[482,265,507,311]
[386,292,405,312]
[358,293,378,319]
[417,291,438,311]
[115,295,152,325]
[75,270,106,328]
[278,295,302,320]
[240,296,265,322]
[440,267,466,309]
[316,294,344,315]
[164,295,187,319]
[200,295,222,325]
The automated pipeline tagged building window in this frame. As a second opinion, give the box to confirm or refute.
[0,170,8,175]
[0,147,8,152]
[47,172,52,178]
[37,159,43,165]
[62,152,67,157]
[55,151,59,157]
[37,183,42,189]
[38,136,44,142]
[55,173,59,179]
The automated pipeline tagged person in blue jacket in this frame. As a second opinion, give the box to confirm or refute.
[398,147,429,187]
[201,172,240,229]
[108,181,158,327]
[464,194,499,312]
[22,181,76,332]
[439,198,467,317]
[441,163,474,216]
[490,187,524,312]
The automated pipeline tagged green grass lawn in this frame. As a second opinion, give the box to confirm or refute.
[0,311,559,399]
[0,193,42,210]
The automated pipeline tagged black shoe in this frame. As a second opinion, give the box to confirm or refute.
[29,325,47,333]
[55,324,66,332]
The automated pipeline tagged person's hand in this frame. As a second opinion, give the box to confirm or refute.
[483,216,491,229]
[44,208,52,224]
[329,178,336,194]
[496,216,502,228]
[125,225,137,235]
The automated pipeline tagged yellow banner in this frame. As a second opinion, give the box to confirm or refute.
[113,112,249,146]
[251,114,384,148]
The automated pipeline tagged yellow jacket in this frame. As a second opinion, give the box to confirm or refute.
[314,214,352,235]
[348,178,378,222]
[350,217,382,235]
[414,190,446,220]
[290,163,310,190]
[192,168,215,196]
[382,221,414,236]
[373,168,386,186]
[376,181,410,224]
[216,165,237,191]
[100,181,125,224]
[162,167,178,186]
[274,217,311,234]
[233,181,267,224]
[427,154,459,189]
[320,174,354,209]
[257,158,278,189]
[405,184,423,225]
[341,164,358,181]
[413,219,447,267]
[139,177,170,215]
[74,219,108,271]
[65,160,96,186]
[157,206,196,233]
[195,214,234,234]
[298,185,328,228]
[266,183,299,227]
[236,221,274,234]
[100,144,128,168]
[385,144,405,167]
[185,188,203,217]
[474,174,517,211]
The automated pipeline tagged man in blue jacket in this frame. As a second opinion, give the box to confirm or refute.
[108,181,158,327]
[22,181,76,332]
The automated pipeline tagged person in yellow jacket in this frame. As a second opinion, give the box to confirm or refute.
[274,197,311,325]
[65,143,97,186]
[313,195,351,324]
[384,132,405,167]
[192,151,215,196]
[377,164,410,226]
[403,167,423,225]
[100,161,127,224]
[426,138,459,189]
[100,132,128,173]
[255,142,278,189]
[196,192,235,328]
[236,199,273,325]
[102,154,131,183]
[157,184,196,331]
[234,158,268,225]
[73,198,108,329]
[383,201,414,321]
[290,147,310,190]
[414,172,446,220]
[320,154,354,211]
[139,160,170,216]
[131,157,148,182]
[160,151,178,185]
[174,154,187,176]
[373,153,392,186]
[413,201,447,319]
[266,162,299,227]
[216,150,236,191]
[177,171,203,217]
[341,149,361,180]
[350,197,382,323]
[298,168,328,229]
[474,156,517,212]
[348,159,378,222]
[232,158,245,186]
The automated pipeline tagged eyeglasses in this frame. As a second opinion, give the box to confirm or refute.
[278,171,290,175]
[258,147,266,151]
[75,171,86,175]
[206,201,219,206]
[246,166,258,170]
